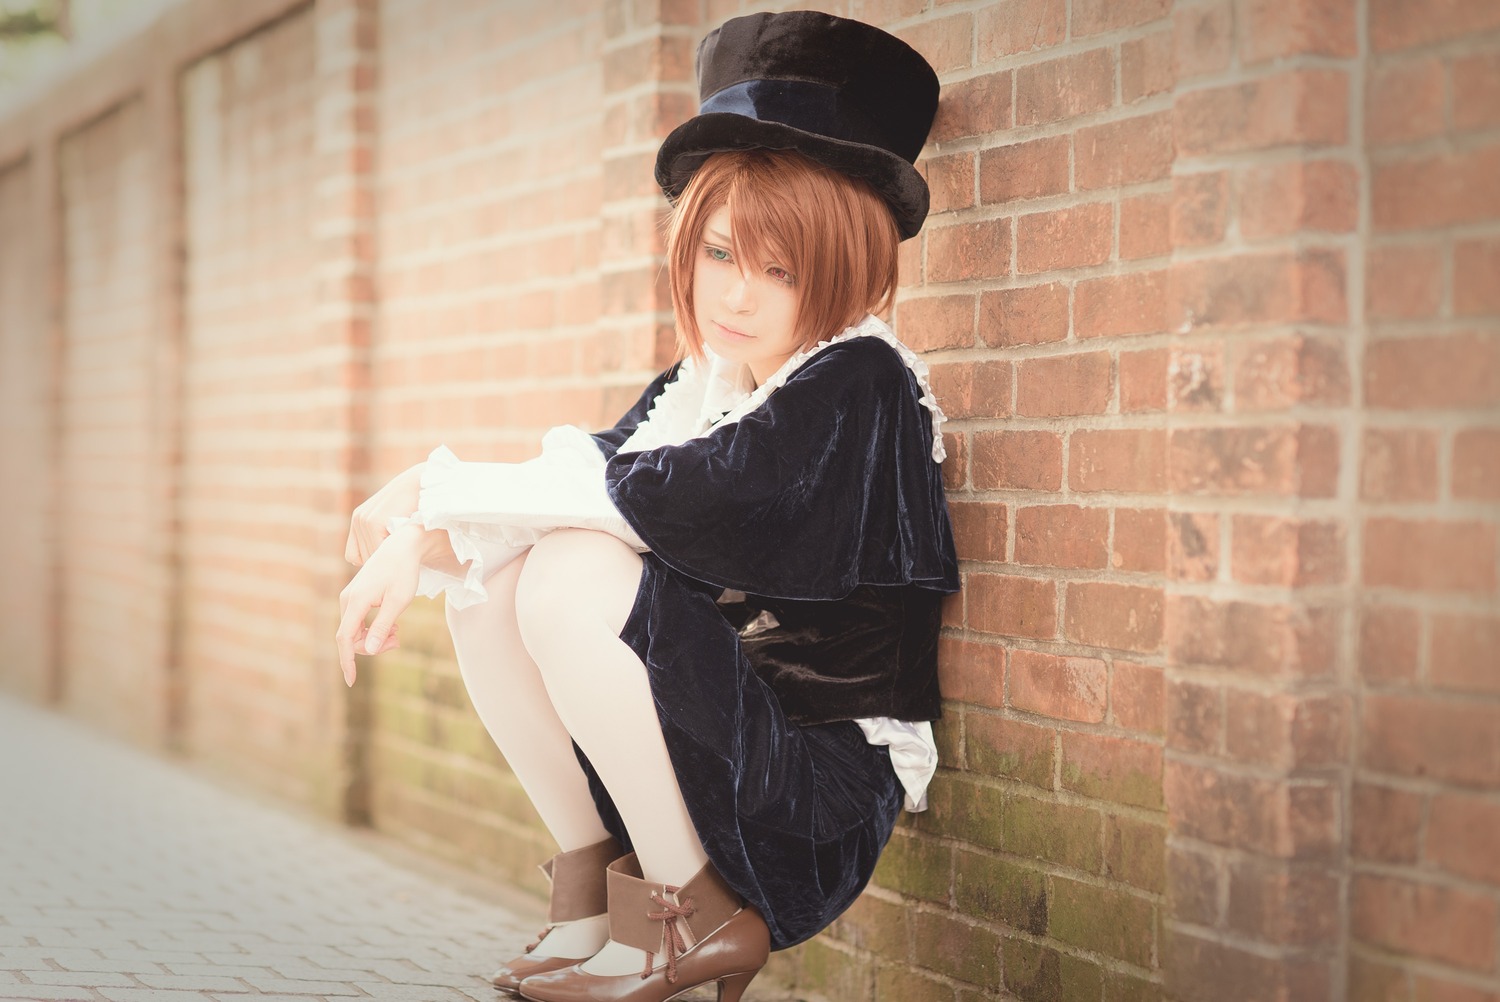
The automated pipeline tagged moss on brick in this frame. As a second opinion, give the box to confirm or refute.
[1048,875,1157,968]
[827,892,910,958]
[1002,939,1105,1002]
[954,849,1048,935]
[1002,792,1104,873]
[1105,968,1164,1002]
[877,965,958,1002]
[786,937,874,1000]
[913,910,1004,991]
[873,830,952,904]
[925,774,1006,850]
[966,712,1055,789]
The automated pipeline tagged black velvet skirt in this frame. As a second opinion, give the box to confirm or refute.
[573,553,905,951]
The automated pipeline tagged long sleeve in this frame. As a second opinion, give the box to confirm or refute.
[403,429,647,609]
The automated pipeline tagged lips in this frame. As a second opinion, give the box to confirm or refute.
[712,321,754,341]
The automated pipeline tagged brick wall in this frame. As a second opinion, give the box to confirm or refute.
[0,2,1495,1000]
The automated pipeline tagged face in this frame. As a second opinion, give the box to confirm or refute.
[691,205,802,387]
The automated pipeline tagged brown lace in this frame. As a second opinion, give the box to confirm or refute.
[525,925,551,954]
[641,887,695,983]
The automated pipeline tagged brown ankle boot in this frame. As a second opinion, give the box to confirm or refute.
[490,837,623,995]
[517,853,769,1002]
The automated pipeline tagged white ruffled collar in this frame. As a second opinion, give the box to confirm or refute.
[617,315,948,463]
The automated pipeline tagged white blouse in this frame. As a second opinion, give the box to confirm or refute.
[396,315,947,812]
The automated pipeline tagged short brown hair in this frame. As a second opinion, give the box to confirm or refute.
[664,150,901,362]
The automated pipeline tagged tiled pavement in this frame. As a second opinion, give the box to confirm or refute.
[0,695,795,1002]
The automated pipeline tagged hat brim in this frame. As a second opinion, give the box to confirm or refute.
[655,113,930,241]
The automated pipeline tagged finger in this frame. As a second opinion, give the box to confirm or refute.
[345,529,362,567]
[336,593,375,685]
[363,589,409,656]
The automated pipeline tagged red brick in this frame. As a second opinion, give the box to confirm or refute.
[1075,112,1173,190]
[1112,507,1167,573]
[1168,344,1225,412]
[895,294,975,351]
[1015,48,1115,126]
[1119,192,1171,260]
[1225,690,1349,770]
[1349,957,1410,1002]
[1070,429,1167,493]
[1364,517,1497,592]
[1016,203,1113,274]
[1168,595,1337,678]
[942,432,966,490]
[1367,242,1444,320]
[1171,171,1230,248]
[1427,792,1500,885]
[928,218,1013,283]
[979,282,1069,347]
[968,573,1058,640]
[1009,648,1107,722]
[1361,428,1439,501]
[937,636,1006,709]
[1414,975,1500,1002]
[948,500,1009,563]
[1016,352,1111,417]
[1169,250,1347,329]
[925,151,975,214]
[1064,582,1164,654]
[1232,334,1350,411]
[1167,678,1222,754]
[1120,348,1168,412]
[1174,1,1233,80]
[1239,160,1359,239]
[1374,145,1500,231]
[1361,692,1500,787]
[930,70,1014,142]
[1111,660,1163,735]
[1367,57,1446,146]
[896,12,974,74]
[1121,28,1174,102]
[1170,425,1336,498]
[1431,614,1500,695]
[1370,0,1500,52]
[1015,504,1109,569]
[1454,428,1500,500]
[977,0,1066,60]
[1072,0,1169,36]
[1169,511,1220,582]
[1166,846,1221,926]
[973,429,1064,490]
[979,136,1070,204]
[1367,332,1500,410]
[1352,782,1424,864]
[1174,69,1348,156]
[1226,859,1340,946]
[930,360,1013,420]
[1353,874,1498,972]
[1241,0,1357,62]
[1455,238,1500,316]
[1359,604,1420,683]
[1454,51,1500,131]
[1231,515,1346,587]
[1075,269,1168,338]
[1165,760,1336,857]
[1060,730,1163,809]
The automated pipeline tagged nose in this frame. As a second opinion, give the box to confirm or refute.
[724,269,754,313]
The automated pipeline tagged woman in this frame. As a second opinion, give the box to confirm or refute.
[336,12,957,1002]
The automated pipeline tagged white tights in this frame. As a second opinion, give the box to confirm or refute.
[444,529,710,969]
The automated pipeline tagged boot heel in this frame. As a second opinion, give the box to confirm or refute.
[718,970,758,1002]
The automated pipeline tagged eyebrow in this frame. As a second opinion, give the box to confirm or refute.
[704,228,733,243]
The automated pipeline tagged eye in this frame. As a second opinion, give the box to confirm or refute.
[703,245,732,263]
[766,265,795,286]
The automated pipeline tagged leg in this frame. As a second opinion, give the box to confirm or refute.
[514,530,710,887]
[445,552,613,968]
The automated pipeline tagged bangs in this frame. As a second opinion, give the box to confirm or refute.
[664,150,900,364]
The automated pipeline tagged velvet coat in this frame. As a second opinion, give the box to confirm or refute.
[575,335,959,950]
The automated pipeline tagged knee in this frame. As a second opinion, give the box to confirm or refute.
[514,529,641,664]
[444,550,527,647]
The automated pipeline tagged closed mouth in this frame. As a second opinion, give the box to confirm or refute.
[713,321,753,339]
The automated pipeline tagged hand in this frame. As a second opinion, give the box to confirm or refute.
[345,463,425,566]
[335,525,426,686]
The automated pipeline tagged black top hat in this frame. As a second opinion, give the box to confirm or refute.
[654,11,941,241]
